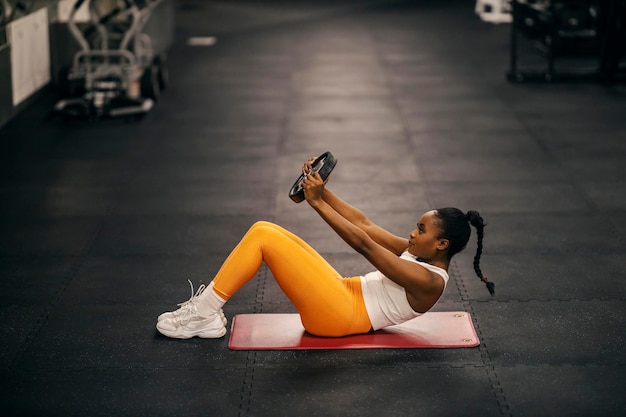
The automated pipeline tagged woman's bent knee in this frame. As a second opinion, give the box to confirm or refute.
[250,220,275,230]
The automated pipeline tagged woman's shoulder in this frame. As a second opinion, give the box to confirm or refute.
[399,251,449,282]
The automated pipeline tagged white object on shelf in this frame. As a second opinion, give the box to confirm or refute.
[475,0,512,24]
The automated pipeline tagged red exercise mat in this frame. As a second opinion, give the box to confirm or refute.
[228,312,479,350]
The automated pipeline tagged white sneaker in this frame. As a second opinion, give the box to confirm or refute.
[157,311,226,339]
[158,280,227,326]
[156,280,227,339]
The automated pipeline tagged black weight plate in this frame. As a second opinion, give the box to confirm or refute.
[288,151,337,203]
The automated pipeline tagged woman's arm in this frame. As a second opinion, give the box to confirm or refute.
[302,157,408,254]
[303,173,444,312]
[301,156,409,255]
[321,188,408,256]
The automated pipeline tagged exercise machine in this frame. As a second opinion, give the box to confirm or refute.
[54,0,167,119]
[507,0,601,82]
[0,0,35,26]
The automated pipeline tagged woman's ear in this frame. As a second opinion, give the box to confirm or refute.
[437,239,450,251]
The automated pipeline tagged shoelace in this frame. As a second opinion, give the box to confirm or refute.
[172,279,206,325]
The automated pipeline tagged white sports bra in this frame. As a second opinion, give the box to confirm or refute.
[359,251,449,330]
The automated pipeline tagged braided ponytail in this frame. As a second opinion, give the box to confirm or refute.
[466,210,494,296]
[434,208,495,296]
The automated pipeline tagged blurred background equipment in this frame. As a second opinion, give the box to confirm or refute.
[475,0,512,24]
[54,0,168,119]
[507,0,626,82]
[0,0,36,26]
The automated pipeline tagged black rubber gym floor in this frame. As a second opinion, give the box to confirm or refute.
[1,1,625,416]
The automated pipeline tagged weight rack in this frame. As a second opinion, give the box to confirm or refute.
[506,0,602,82]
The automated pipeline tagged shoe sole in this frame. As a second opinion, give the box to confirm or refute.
[156,322,227,339]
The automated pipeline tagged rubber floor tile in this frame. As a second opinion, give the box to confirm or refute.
[0,368,247,417]
[428,182,593,214]
[498,365,626,417]
[0,217,100,256]
[12,303,238,371]
[454,252,626,301]
[88,215,259,256]
[466,212,624,255]
[472,300,626,366]
[246,366,502,417]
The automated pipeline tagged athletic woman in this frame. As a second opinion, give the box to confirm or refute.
[156,158,493,339]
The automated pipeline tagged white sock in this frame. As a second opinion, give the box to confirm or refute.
[196,281,226,318]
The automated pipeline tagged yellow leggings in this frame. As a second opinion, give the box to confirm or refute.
[212,221,372,337]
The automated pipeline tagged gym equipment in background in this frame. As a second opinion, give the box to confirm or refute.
[507,0,603,82]
[54,0,167,119]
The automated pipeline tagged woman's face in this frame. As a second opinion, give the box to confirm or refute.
[407,210,447,260]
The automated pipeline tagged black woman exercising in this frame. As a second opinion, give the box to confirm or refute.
[156,157,493,339]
